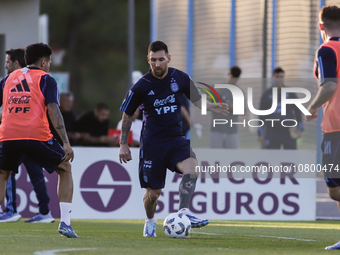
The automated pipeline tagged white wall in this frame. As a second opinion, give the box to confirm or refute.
[0,0,40,76]
[14,148,316,221]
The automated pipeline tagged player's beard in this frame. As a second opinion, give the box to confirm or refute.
[6,68,13,75]
[153,67,166,78]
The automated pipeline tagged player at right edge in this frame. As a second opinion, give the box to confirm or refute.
[306,5,340,250]
[119,41,229,237]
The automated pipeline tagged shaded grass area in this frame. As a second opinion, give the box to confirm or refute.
[0,220,339,254]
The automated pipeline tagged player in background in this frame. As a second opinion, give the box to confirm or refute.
[210,65,243,149]
[119,41,229,237]
[0,43,78,237]
[258,67,303,149]
[0,48,54,223]
[306,5,340,250]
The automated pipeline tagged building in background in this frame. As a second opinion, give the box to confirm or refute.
[0,0,40,78]
[150,0,327,150]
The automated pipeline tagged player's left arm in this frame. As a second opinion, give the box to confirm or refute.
[48,102,74,162]
[306,46,337,121]
[44,75,74,162]
[185,79,229,116]
[193,98,229,116]
[306,82,337,120]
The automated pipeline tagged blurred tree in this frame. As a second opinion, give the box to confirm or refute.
[40,0,150,126]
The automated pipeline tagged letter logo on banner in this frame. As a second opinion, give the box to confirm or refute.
[80,160,131,212]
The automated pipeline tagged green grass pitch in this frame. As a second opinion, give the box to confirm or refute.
[0,219,340,254]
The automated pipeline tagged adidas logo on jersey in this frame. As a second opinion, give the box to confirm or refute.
[148,90,155,96]
[10,79,30,93]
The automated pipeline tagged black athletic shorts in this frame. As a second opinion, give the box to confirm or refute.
[0,138,64,174]
[322,132,340,187]
[139,138,196,189]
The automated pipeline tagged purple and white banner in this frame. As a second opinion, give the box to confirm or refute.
[8,148,315,221]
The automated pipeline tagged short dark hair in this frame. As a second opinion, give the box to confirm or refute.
[25,43,52,65]
[148,41,169,54]
[320,5,340,30]
[95,102,109,111]
[229,65,242,78]
[272,67,285,75]
[5,48,26,68]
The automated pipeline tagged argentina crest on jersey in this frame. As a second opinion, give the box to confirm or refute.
[170,78,179,92]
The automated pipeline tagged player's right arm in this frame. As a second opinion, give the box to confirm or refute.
[306,46,338,121]
[119,112,133,164]
[119,83,144,164]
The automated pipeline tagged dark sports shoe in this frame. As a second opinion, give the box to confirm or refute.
[58,221,78,238]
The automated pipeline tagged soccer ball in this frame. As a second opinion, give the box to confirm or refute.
[163,213,191,238]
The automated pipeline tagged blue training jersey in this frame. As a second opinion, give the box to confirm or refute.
[120,67,201,149]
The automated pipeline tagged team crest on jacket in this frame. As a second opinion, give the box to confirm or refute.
[170,78,179,92]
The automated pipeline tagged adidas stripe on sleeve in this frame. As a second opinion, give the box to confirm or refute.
[316,46,337,86]
[42,75,59,105]
[120,84,144,116]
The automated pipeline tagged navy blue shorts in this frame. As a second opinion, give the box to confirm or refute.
[0,138,64,174]
[264,138,296,149]
[322,132,340,187]
[139,138,196,189]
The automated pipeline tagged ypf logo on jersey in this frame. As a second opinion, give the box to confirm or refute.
[80,160,131,212]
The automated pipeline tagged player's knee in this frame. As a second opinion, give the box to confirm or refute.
[147,189,161,202]
[328,187,340,201]
[329,192,339,201]
[177,157,199,175]
[56,161,72,174]
[0,170,11,181]
[191,169,200,178]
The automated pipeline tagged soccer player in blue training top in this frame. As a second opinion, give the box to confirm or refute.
[0,48,54,223]
[306,5,340,250]
[119,40,229,237]
[0,43,78,238]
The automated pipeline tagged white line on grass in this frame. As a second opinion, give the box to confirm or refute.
[34,248,98,255]
[244,235,316,242]
[192,232,316,242]
[191,231,223,235]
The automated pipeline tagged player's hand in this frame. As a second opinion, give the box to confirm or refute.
[209,102,229,116]
[62,143,74,162]
[119,143,132,164]
[226,100,233,110]
[306,107,318,121]
[258,136,265,143]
